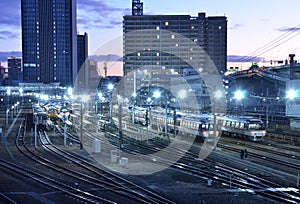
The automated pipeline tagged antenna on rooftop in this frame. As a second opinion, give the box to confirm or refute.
[132,0,143,16]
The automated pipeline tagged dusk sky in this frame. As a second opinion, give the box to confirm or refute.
[1,0,300,69]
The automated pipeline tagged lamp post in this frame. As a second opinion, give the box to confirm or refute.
[11,105,14,120]
[108,84,114,123]
[234,90,245,115]
[63,112,67,146]
[33,112,38,148]
[5,109,9,127]
[80,95,89,150]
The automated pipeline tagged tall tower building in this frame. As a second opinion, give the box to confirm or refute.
[77,32,89,86]
[123,0,227,75]
[21,0,77,86]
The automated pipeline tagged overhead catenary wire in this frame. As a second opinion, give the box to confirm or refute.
[234,24,300,65]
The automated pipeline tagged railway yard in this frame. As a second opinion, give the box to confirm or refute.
[0,99,300,204]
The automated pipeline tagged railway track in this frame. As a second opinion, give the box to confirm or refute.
[98,126,300,204]
[16,122,117,203]
[217,143,300,171]
[32,130,174,204]
[220,137,300,160]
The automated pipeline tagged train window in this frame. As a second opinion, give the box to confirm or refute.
[249,123,262,130]
[231,121,235,127]
[202,124,208,130]
[235,122,240,128]
[240,123,244,129]
[226,121,231,127]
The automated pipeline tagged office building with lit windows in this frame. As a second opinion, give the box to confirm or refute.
[21,0,77,86]
[123,0,227,75]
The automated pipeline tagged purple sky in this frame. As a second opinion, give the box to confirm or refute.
[1,0,300,69]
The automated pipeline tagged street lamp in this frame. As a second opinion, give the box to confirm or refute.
[153,90,161,99]
[108,83,114,91]
[62,111,68,146]
[11,105,14,120]
[234,90,245,101]
[80,95,89,150]
[214,90,224,99]
[178,89,187,100]
[33,112,38,148]
[286,89,298,100]
[233,90,246,115]
[5,109,9,127]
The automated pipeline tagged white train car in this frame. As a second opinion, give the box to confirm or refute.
[218,115,266,141]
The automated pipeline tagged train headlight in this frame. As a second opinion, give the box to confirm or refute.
[203,131,208,137]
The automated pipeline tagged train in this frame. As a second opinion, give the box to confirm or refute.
[128,106,266,142]
[218,115,266,141]
[33,103,74,131]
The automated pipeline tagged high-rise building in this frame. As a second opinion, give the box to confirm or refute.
[77,32,88,73]
[77,32,88,86]
[123,0,227,75]
[8,57,23,86]
[21,0,77,86]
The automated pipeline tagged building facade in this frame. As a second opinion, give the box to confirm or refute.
[21,0,77,86]
[77,32,88,86]
[122,0,227,110]
[8,57,23,86]
[123,0,227,75]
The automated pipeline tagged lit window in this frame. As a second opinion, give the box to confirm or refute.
[219,26,222,29]
[165,22,169,26]
[171,34,175,39]
[156,26,160,30]
[157,35,160,39]
[191,26,195,29]
[156,52,160,56]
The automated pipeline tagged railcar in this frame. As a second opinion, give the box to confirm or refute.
[128,106,266,142]
[218,115,266,141]
[33,111,48,126]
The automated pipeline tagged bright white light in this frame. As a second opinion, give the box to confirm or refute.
[132,93,137,97]
[214,90,223,99]
[19,88,23,94]
[98,92,103,98]
[67,87,73,96]
[234,90,245,100]
[108,83,114,90]
[7,89,11,95]
[178,89,187,99]
[40,94,49,101]
[153,90,161,98]
[286,90,297,100]
[147,97,152,103]
[82,95,89,103]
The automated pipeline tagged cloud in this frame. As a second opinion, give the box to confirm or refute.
[277,27,300,32]
[0,1,21,28]
[228,55,265,63]
[77,0,130,29]
[0,31,20,40]
[229,24,244,30]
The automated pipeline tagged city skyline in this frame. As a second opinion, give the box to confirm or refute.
[1,0,300,69]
